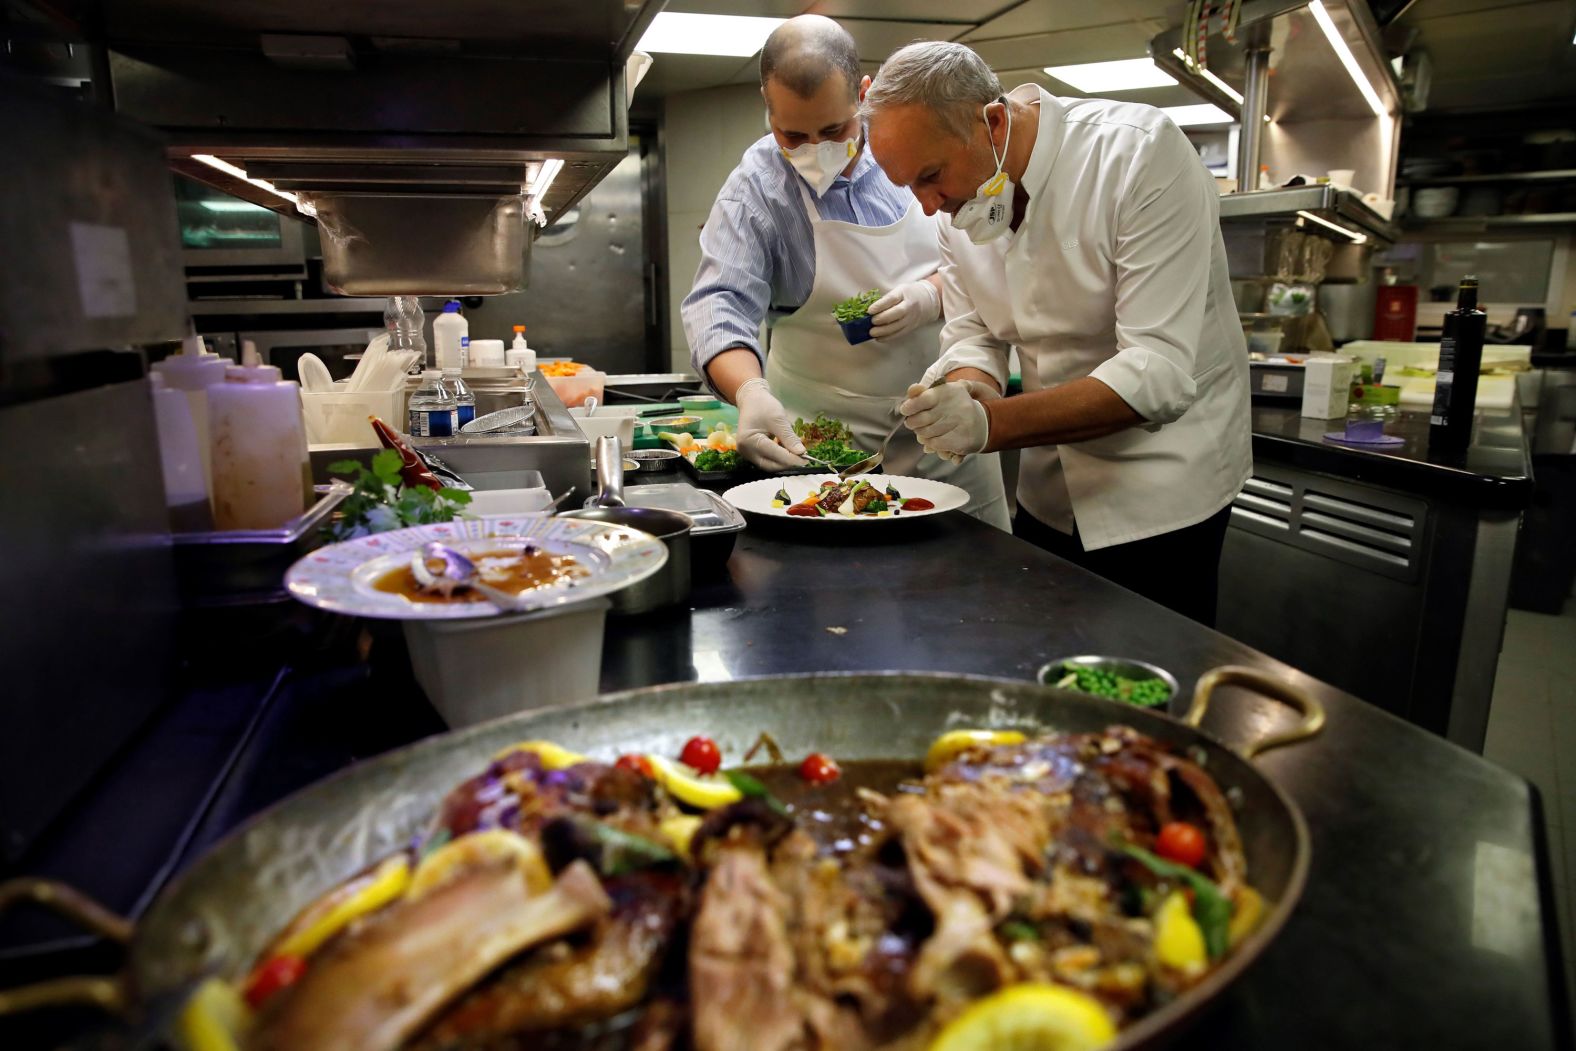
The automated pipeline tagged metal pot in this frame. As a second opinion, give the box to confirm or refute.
[0,668,1322,1047]
[560,436,693,614]
[561,504,691,614]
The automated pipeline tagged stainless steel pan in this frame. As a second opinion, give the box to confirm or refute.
[0,667,1323,1048]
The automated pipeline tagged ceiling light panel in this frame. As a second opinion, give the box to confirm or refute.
[1163,103,1234,127]
[1043,58,1177,93]
[636,13,786,57]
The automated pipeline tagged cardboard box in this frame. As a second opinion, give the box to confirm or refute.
[1301,356,1354,419]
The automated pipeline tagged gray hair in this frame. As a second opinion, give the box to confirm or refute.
[859,41,1003,139]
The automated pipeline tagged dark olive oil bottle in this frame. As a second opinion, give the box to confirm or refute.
[1427,276,1487,455]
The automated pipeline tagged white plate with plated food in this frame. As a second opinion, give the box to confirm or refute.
[285,515,668,620]
[722,474,968,522]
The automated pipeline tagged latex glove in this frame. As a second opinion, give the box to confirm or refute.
[868,280,942,342]
[735,377,807,470]
[900,380,996,464]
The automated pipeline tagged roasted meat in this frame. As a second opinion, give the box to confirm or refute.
[249,861,611,1051]
[414,871,688,1049]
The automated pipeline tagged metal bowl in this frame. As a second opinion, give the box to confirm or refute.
[626,449,681,473]
[1036,654,1180,709]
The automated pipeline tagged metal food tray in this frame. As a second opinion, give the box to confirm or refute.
[624,483,745,537]
[171,483,351,605]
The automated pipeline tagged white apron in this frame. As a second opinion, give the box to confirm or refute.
[766,178,1010,530]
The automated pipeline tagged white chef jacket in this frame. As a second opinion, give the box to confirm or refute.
[933,86,1252,550]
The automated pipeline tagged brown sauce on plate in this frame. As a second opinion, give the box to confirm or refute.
[374,547,587,604]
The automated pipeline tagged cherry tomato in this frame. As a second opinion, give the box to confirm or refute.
[1155,821,1208,869]
[615,754,654,778]
[679,736,722,775]
[243,953,307,1009]
[798,752,841,784]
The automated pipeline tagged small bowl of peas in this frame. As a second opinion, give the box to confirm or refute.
[1036,655,1178,709]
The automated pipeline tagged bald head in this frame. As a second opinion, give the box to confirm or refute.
[760,14,860,103]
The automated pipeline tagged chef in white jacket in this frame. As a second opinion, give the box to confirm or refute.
[681,17,1008,528]
[862,41,1251,624]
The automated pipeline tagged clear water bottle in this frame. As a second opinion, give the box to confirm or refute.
[443,367,476,429]
[384,296,428,374]
[407,370,458,437]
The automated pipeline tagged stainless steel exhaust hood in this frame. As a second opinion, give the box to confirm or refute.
[77,0,662,294]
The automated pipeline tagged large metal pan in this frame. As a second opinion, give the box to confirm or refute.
[0,667,1323,1047]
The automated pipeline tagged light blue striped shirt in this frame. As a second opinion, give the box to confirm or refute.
[681,134,918,380]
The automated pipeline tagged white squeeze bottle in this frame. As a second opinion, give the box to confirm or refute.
[150,330,230,494]
[433,300,468,371]
[507,324,536,373]
[208,371,312,530]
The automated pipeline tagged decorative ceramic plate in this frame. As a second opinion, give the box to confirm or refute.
[722,474,969,522]
[285,515,668,620]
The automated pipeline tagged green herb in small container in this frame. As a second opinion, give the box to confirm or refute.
[832,289,882,345]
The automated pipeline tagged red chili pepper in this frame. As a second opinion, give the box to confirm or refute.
[615,754,654,778]
[679,736,722,775]
[243,953,308,1009]
[369,416,444,491]
[798,752,841,784]
[1155,821,1208,869]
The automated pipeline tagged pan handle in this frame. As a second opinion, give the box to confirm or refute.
[0,879,131,1017]
[1181,665,1326,759]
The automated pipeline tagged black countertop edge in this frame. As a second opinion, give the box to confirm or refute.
[1250,404,1533,509]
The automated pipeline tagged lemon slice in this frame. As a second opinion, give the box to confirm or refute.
[491,740,587,770]
[645,755,743,809]
[174,978,251,1051]
[272,854,410,960]
[928,983,1116,1051]
[924,730,1028,772]
[1228,885,1265,947]
[409,829,552,899]
[1154,891,1207,974]
[659,814,705,861]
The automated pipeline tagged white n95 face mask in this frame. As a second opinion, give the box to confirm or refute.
[781,135,859,197]
[951,100,1015,245]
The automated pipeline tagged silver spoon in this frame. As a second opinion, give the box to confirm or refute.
[410,540,541,610]
[836,377,948,482]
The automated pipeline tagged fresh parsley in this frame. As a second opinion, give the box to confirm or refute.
[327,449,471,542]
[832,289,882,323]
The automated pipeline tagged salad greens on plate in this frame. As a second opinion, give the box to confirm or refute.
[793,413,868,468]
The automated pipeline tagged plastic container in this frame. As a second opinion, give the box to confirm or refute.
[208,372,311,531]
[151,332,232,490]
[443,368,477,428]
[301,385,405,445]
[569,405,637,447]
[837,315,875,345]
[469,339,506,367]
[402,597,610,728]
[432,300,468,371]
[542,368,606,408]
[408,370,458,437]
[465,487,554,515]
[149,374,213,531]
[384,296,428,374]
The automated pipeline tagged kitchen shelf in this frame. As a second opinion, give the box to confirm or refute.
[1398,169,1576,187]
[1402,213,1576,229]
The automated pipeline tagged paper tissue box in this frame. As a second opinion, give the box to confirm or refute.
[1301,356,1354,420]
